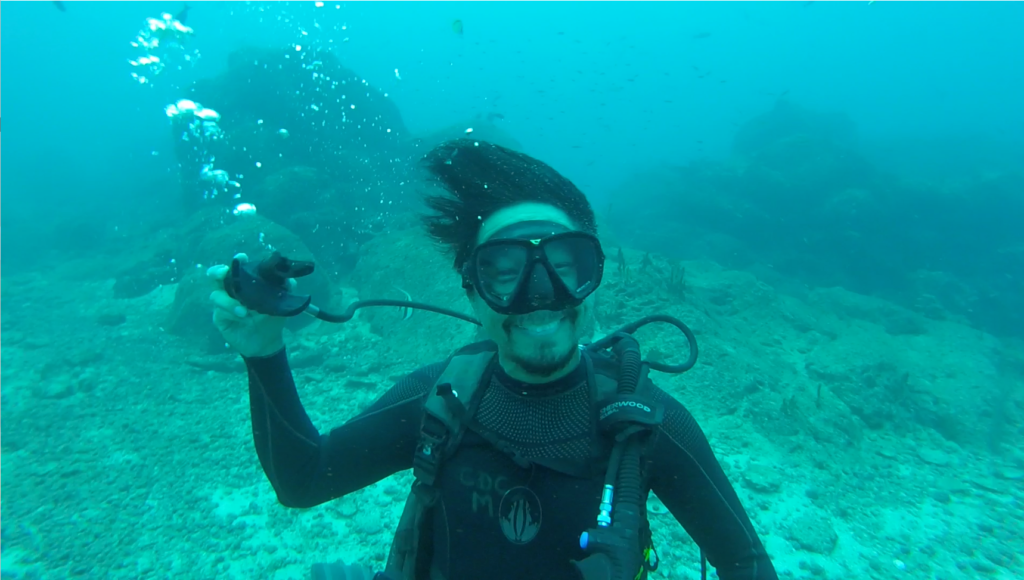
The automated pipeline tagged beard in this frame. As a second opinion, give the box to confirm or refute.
[503,308,580,378]
[508,340,578,377]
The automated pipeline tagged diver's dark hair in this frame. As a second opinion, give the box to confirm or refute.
[421,139,597,270]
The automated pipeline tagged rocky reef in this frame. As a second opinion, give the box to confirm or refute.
[606,100,1024,341]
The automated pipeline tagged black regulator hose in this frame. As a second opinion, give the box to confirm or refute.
[307,300,480,326]
[612,335,645,570]
[589,314,698,374]
[611,334,642,396]
[227,253,699,374]
[611,337,643,504]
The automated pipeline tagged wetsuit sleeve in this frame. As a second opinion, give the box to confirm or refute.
[647,386,778,580]
[244,348,444,508]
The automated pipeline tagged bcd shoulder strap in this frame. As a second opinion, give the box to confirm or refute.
[413,343,498,486]
[384,342,497,580]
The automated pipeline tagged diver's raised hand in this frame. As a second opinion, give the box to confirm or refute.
[207,253,291,358]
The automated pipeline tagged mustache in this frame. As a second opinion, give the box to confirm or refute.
[503,308,578,332]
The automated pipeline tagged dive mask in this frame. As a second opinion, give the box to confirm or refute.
[462,220,605,315]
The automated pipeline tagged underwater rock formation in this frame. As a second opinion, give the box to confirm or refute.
[606,101,1024,342]
[734,98,858,158]
[112,227,185,300]
[180,46,410,205]
[170,46,418,277]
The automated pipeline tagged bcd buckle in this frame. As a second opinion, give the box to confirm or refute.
[413,419,449,486]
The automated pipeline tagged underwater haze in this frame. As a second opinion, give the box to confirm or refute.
[2,2,1024,580]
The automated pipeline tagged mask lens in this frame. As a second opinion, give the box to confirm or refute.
[544,236,601,297]
[475,244,529,308]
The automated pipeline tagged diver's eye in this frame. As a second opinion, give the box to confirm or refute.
[496,269,520,283]
[553,262,577,277]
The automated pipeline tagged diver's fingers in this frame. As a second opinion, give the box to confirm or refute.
[210,289,248,318]
[207,264,230,282]
[207,252,248,283]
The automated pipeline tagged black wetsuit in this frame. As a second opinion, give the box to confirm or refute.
[246,345,777,580]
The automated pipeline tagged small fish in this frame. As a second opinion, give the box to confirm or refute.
[452,19,464,36]
[486,112,505,122]
[53,1,66,11]
[176,3,191,24]
[394,286,415,321]
[692,31,712,40]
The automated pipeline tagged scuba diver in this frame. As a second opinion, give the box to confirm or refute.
[208,139,778,580]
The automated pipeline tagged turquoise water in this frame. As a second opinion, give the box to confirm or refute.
[2,2,1022,579]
